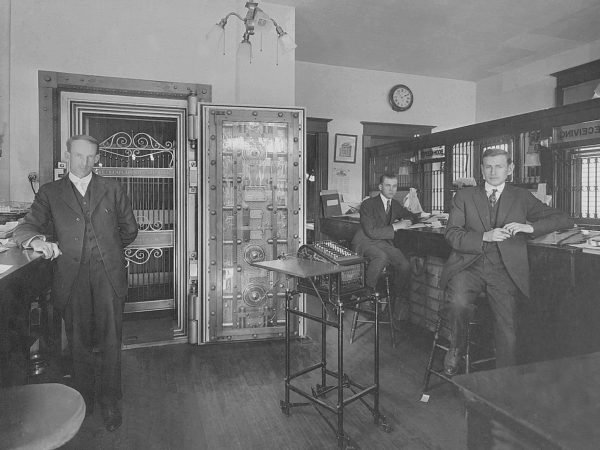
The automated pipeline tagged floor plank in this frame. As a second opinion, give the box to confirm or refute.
[53,312,467,450]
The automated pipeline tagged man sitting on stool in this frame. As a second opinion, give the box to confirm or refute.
[352,173,419,326]
[440,147,573,376]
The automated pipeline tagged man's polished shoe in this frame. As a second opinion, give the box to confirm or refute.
[443,348,462,377]
[102,403,122,432]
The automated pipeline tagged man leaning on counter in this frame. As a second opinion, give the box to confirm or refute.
[440,147,573,376]
[13,135,138,432]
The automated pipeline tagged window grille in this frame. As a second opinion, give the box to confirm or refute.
[556,145,600,220]
[419,160,444,212]
[452,141,475,183]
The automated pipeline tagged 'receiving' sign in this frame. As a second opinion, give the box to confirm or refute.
[419,145,445,160]
[553,119,600,144]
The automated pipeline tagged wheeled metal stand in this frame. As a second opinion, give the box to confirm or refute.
[280,287,392,449]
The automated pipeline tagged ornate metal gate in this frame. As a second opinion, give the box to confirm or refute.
[96,131,177,313]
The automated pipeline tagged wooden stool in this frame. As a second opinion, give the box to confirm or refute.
[350,265,397,347]
[0,383,85,449]
[420,298,495,401]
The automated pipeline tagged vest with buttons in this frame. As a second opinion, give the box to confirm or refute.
[482,192,503,265]
[72,182,100,264]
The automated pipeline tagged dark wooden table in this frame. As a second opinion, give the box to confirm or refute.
[454,351,600,449]
[0,246,52,386]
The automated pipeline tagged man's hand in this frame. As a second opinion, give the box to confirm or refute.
[392,219,412,231]
[483,228,512,242]
[30,239,62,260]
[503,222,534,236]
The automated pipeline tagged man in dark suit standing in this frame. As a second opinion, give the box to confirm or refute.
[440,147,573,375]
[352,173,419,324]
[14,135,138,431]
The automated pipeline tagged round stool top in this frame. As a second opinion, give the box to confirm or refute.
[0,383,85,450]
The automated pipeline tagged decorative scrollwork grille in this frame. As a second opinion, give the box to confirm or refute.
[99,131,175,167]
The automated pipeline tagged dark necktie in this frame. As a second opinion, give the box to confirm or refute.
[386,199,392,224]
[489,189,498,208]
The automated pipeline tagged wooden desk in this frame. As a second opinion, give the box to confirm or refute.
[319,216,449,258]
[0,247,52,386]
[454,351,600,449]
[319,216,600,363]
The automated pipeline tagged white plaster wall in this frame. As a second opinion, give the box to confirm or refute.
[0,0,10,200]
[476,38,600,123]
[8,0,295,202]
[296,61,476,203]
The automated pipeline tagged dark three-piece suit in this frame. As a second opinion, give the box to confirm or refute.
[440,184,573,367]
[352,195,418,302]
[14,174,138,407]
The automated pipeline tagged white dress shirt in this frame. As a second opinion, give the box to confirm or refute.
[69,172,92,197]
[484,182,505,201]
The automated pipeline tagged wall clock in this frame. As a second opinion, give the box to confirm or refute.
[388,84,413,111]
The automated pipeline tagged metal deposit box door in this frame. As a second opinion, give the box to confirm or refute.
[201,105,305,342]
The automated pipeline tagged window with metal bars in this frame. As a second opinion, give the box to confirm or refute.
[452,141,475,184]
[419,160,444,212]
[555,145,600,220]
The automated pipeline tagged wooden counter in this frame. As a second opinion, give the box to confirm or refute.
[454,351,600,449]
[0,246,52,386]
[320,216,600,363]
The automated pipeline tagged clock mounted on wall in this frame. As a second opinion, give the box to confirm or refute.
[388,84,413,111]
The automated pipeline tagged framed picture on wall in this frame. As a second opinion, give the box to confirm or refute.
[333,133,358,163]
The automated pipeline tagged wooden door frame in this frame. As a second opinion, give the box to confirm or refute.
[307,117,331,241]
[38,70,210,184]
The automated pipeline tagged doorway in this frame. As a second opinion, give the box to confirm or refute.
[306,118,330,242]
[62,92,187,347]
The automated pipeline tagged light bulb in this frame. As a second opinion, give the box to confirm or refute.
[236,39,252,64]
[254,8,273,31]
[276,29,296,54]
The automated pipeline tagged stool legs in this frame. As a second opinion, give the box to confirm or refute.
[421,306,495,399]
[350,293,396,348]
[350,306,360,343]
[421,313,443,394]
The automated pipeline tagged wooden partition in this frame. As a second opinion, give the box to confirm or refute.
[364,99,600,218]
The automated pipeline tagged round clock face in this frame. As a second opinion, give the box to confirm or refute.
[389,84,413,111]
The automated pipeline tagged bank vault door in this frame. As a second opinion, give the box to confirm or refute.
[65,94,190,340]
[201,105,305,342]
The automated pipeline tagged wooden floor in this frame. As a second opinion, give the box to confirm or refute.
[57,313,467,450]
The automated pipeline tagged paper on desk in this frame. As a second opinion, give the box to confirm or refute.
[0,264,12,274]
[538,183,547,196]
[532,184,552,205]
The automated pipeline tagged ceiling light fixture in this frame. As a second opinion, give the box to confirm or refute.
[206,1,296,65]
